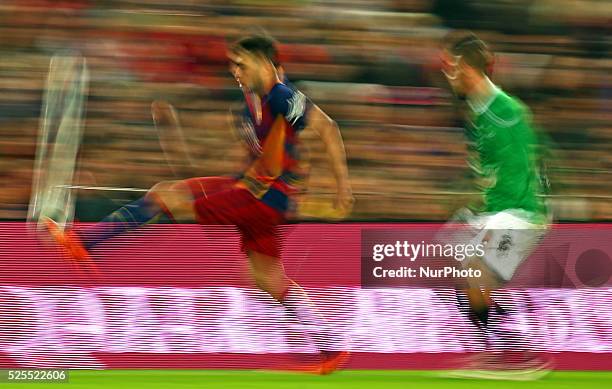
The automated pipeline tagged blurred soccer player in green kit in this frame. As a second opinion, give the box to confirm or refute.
[439,31,552,380]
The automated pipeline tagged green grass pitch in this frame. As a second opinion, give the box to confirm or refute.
[9,370,612,388]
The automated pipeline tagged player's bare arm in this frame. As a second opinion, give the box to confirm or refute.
[306,104,354,214]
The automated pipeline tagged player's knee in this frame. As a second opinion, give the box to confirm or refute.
[149,180,176,194]
[148,180,192,203]
[168,180,190,192]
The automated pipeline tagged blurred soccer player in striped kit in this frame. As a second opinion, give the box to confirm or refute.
[46,33,353,374]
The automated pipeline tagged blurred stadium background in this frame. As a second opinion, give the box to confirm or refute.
[0,0,609,222]
[0,1,611,388]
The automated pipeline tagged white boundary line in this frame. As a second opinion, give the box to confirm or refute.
[55,185,612,199]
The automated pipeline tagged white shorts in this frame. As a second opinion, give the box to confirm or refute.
[441,209,549,282]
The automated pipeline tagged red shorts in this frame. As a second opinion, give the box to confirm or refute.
[184,176,285,258]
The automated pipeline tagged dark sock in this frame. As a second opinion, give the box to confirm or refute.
[455,289,489,329]
[472,305,490,327]
[80,196,162,249]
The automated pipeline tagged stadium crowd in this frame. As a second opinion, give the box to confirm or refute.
[0,0,609,220]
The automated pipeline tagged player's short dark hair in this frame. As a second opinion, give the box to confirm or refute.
[444,31,494,75]
[231,33,280,66]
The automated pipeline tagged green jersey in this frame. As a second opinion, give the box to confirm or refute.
[466,86,547,222]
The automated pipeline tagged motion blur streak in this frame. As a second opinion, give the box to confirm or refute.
[1,286,611,368]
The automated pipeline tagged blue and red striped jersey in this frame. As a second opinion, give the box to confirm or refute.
[236,82,310,214]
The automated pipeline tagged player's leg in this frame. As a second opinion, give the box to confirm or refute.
[48,176,235,262]
[191,188,349,373]
[30,55,88,230]
[460,220,546,330]
[47,89,210,253]
[82,176,237,246]
[456,257,502,331]
[241,218,349,375]
[44,180,180,262]
[246,249,349,374]
[438,211,496,337]
[452,222,551,378]
[148,176,238,224]
[452,211,543,332]
[77,180,176,249]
